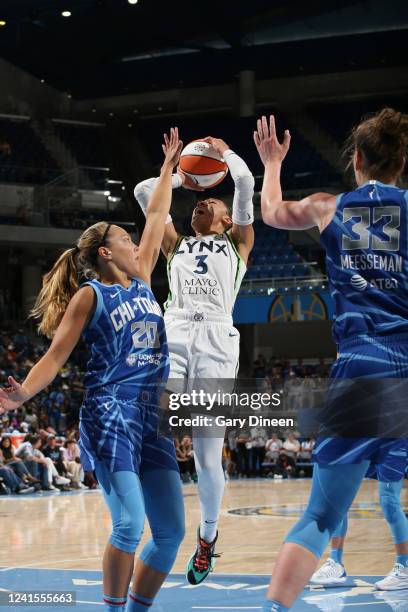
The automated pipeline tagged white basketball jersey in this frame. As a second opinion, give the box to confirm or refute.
[165,232,246,316]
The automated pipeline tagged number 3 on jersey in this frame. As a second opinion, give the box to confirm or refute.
[194,255,208,274]
[131,321,160,348]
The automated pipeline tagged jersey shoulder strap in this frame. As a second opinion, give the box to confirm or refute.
[167,234,185,261]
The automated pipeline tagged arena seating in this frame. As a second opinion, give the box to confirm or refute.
[53,122,111,169]
[137,115,338,189]
[309,98,408,147]
[244,220,317,285]
[0,117,59,184]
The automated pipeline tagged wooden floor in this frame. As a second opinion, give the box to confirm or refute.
[2,478,407,576]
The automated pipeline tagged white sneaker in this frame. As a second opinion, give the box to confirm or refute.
[77,482,87,489]
[310,558,347,585]
[375,563,408,591]
[55,476,70,485]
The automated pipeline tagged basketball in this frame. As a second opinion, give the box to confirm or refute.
[179,140,229,188]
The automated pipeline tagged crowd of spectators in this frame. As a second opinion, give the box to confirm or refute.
[174,431,315,482]
[0,327,94,495]
[252,354,331,381]
[1,325,329,494]
[250,354,333,412]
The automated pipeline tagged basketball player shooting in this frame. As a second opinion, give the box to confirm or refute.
[134,136,255,584]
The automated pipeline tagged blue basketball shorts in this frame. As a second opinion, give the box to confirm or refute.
[79,384,179,474]
[313,333,408,480]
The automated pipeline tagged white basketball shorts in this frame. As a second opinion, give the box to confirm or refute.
[164,308,240,394]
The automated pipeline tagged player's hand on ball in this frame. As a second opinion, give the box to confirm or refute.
[253,115,291,166]
[0,376,29,413]
[177,168,205,191]
[162,127,183,169]
[203,136,229,156]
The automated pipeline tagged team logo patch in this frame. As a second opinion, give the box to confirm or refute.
[126,354,137,366]
[228,502,408,519]
[350,274,368,291]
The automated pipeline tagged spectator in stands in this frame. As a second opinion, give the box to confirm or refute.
[24,406,38,430]
[14,434,49,489]
[274,451,296,479]
[222,439,236,478]
[235,430,252,477]
[294,358,306,378]
[42,435,68,478]
[180,435,195,478]
[0,436,39,484]
[250,425,267,476]
[265,434,283,462]
[227,428,238,469]
[0,140,11,156]
[298,438,315,462]
[15,434,69,491]
[283,433,300,458]
[0,448,34,494]
[315,358,329,378]
[252,359,266,379]
[284,374,303,411]
[175,436,195,483]
[61,439,85,488]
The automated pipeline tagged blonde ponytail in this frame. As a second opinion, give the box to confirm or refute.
[30,221,109,338]
[30,248,80,338]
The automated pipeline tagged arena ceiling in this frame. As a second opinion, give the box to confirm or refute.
[0,0,406,99]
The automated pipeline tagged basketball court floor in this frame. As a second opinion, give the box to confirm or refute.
[1,478,407,611]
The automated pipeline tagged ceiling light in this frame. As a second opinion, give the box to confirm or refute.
[0,20,6,27]
[61,11,71,17]
[128,0,138,4]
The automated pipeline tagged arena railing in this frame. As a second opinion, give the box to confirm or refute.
[239,275,328,293]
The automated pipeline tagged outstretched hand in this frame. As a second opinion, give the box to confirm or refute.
[162,127,183,169]
[253,115,291,166]
[0,376,29,414]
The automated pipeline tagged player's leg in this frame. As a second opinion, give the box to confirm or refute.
[262,461,369,611]
[194,433,226,542]
[126,467,185,611]
[186,433,225,585]
[375,478,408,590]
[310,516,348,584]
[95,462,145,612]
[186,322,239,584]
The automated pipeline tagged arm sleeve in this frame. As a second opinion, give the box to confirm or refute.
[133,174,182,224]
[223,150,255,226]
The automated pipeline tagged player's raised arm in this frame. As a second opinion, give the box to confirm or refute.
[0,286,94,414]
[203,136,255,264]
[137,128,183,282]
[254,115,335,231]
[134,176,180,259]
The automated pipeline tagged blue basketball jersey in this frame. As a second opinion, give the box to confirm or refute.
[320,181,408,344]
[81,278,169,392]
